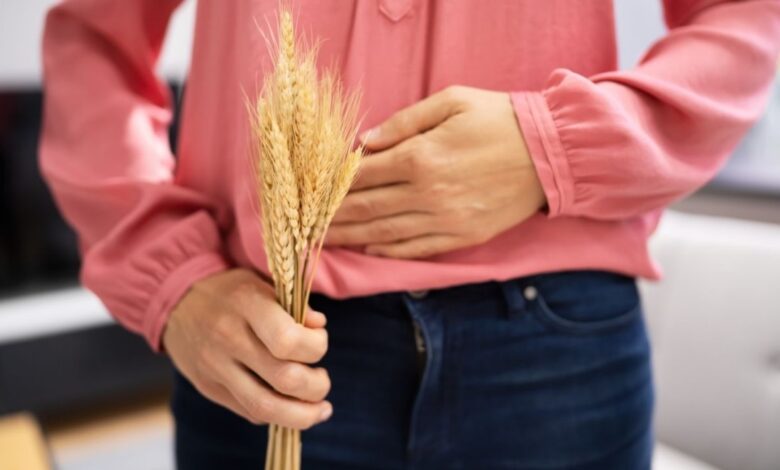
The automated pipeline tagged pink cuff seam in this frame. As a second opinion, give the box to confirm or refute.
[143,252,230,352]
[510,91,575,217]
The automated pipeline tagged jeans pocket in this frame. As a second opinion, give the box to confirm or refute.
[523,271,642,335]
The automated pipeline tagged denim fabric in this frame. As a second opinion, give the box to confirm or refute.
[172,270,654,469]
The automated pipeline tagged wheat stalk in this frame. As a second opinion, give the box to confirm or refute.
[248,8,362,470]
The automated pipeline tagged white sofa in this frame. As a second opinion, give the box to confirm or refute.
[643,211,780,470]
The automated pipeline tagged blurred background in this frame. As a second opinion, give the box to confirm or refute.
[0,1,778,469]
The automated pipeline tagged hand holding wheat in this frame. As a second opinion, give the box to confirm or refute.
[163,269,332,430]
[248,8,363,470]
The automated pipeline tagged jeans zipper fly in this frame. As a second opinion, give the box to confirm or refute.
[412,319,426,374]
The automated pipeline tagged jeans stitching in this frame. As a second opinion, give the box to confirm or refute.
[530,289,642,335]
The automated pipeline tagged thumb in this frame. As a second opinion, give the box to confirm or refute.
[359,86,464,151]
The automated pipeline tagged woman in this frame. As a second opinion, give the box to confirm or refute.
[40,1,780,468]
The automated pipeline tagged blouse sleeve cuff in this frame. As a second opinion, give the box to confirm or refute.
[143,252,229,352]
[509,91,575,218]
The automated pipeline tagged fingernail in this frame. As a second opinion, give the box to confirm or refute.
[319,404,333,421]
[359,127,377,144]
[311,310,327,324]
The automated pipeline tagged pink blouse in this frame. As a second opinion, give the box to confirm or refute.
[40,0,780,350]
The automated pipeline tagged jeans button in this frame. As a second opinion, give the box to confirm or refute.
[523,286,538,301]
[408,290,429,299]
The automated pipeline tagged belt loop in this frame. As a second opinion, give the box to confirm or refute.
[498,279,527,317]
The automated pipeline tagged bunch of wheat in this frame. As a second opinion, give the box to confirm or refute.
[248,8,362,470]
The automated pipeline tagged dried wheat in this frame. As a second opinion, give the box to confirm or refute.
[248,7,362,470]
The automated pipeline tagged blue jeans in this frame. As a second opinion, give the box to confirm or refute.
[172,270,654,469]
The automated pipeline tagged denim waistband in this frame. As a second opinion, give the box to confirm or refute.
[310,269,636,320]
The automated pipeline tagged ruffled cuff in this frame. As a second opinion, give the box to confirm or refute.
[510,90,574,218]
[144,251,229,352]
[81,211,231,352]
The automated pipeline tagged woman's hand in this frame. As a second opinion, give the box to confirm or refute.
[162,268,332,430]
[325,86,545,259]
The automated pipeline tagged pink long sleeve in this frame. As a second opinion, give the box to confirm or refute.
[39,0,230,351]
[512,0,780,220]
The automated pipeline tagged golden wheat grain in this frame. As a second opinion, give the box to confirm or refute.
[265,118,298,310]
[310,75,362,242]
[293,54,319,249]
[325,149,362,224]
[249,99,281,289]
[275,11,297,142]
[254,106,281,273]
[270,10,303,263]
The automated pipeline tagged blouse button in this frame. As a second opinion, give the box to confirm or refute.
[408,290,429,299]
